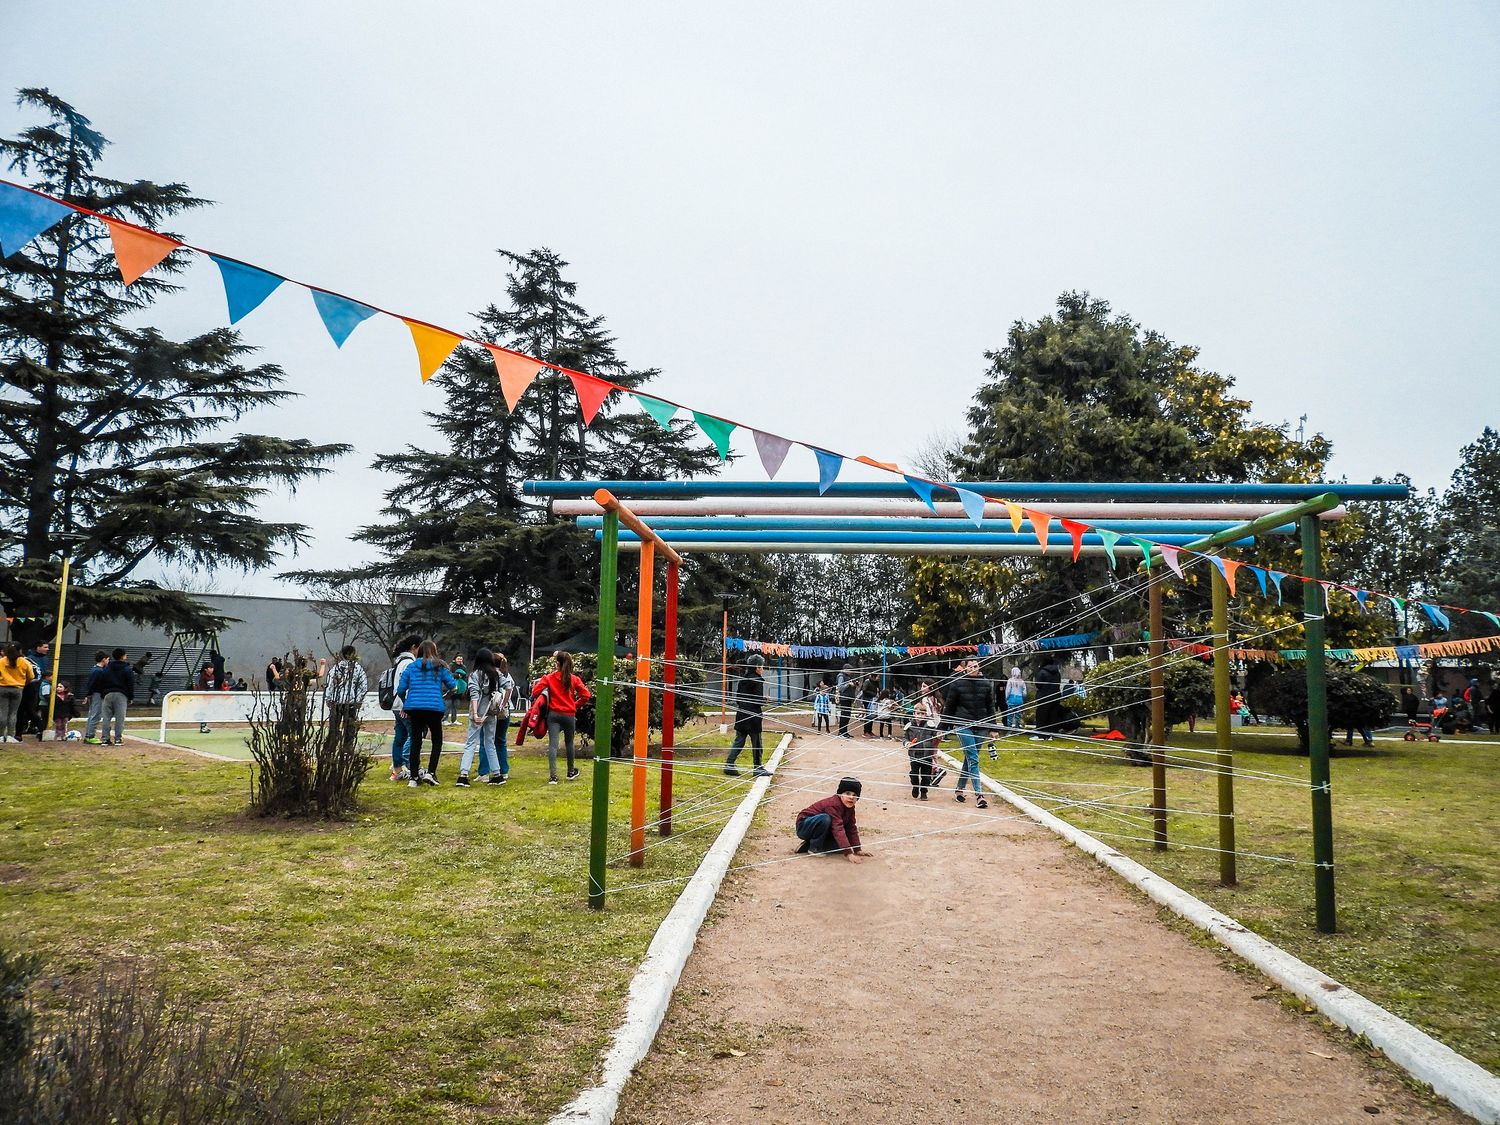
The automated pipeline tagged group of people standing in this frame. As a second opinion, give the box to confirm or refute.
[386,639,590,789]
[0,642,138,745]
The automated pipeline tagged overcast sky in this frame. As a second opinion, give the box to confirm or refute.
[5,2,1497,596]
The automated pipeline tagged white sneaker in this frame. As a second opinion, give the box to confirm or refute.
[548,778,558,785]
[408,778,419,788]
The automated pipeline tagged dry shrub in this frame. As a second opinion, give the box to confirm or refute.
[246,665,370,819]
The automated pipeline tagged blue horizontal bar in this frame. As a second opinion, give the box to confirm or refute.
[575,515,1296,535]
[600,530,1259,546]
[526,479,1407,501]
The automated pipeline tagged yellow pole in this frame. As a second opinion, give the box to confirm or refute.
[44,554,72,736]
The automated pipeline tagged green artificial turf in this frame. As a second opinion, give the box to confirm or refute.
[0,732,755,1123]
[966,724,1500,1073]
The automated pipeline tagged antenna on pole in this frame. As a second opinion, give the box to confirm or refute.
[1296,414,1308,443]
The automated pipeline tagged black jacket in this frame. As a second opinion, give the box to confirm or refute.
[96,660,136,700]
[734,672,765,734]
[943,675,996,724]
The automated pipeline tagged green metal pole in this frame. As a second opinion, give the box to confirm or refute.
[588,510,619,911]
[1301,514,1336,933]
[1211,565,1236,885]
[1138,493,1343,572]
[1148,578,1167,850]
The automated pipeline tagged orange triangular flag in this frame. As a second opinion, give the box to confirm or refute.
[855,455,901,473]
[404,320,463,381]
[1027,509,1052,553]
[1223,559,1242,596]
[568,372,615,426]
[1004,501,1025,533]
[104,218,180,285]
[485,345,544,410]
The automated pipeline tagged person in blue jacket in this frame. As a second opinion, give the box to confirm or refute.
[396,640,457,787]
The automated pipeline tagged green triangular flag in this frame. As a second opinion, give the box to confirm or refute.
[693,411,735,460]
[1128,536,1153,570]
[1098,528,1120,567]
[635,393,678,429]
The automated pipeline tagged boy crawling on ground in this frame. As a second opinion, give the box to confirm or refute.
[794,777,873,864]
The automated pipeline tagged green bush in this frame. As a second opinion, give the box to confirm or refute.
[1259,667,1396,752]
[1075,655,1215,745]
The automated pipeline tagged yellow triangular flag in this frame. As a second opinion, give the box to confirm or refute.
[404,319,463,382]
[1004,501,1025,533]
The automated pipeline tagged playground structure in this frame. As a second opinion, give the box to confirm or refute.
[523,478,1409,930]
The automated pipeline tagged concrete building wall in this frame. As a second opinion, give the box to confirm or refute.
[61,593,391,693]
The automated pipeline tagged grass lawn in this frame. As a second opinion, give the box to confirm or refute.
[0,725,755,1123]
[967,723,1500,1073]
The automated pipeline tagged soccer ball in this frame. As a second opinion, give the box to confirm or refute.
[65,730,82,741]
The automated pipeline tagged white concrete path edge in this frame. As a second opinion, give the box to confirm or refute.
[550,733,793,1125]
[936,749,1500,1123]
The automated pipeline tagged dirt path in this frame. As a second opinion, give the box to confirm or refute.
[615,733,1461,1124]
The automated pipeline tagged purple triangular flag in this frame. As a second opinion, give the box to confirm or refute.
[754,431,791,479]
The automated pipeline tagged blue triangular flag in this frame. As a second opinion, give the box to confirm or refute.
[0,182,73,257]
[311,289,377,347]
[904,475,939,512]
[1353,589,1370,613]
[211,256,285,324]
[954,487,986,527]
[1206,555,1229,584]
[1268,570,1287,605]
[1418,602,1451,630]
[814,449,842,494]
[1245,565,1268,597]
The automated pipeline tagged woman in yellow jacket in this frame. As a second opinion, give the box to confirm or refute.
[0,643,37,742]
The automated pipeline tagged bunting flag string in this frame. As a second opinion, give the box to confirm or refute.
[727,631,1099,661]
[5,175,1498,630]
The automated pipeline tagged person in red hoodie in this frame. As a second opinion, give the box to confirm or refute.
[534,651,592,784]
[794,777,873,863]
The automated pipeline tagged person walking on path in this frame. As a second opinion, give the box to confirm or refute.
[812,682,832,733]
[81,651,108,743]
[457,648,507,786]
[396,640,455,787]
[1003,666,1028,730]
[323,645,367,755]
[907,680,944,798]
[95,648,136,746]
[0,644,35,742]
[445,654,468,726]
[835,668,858,739]
[943,658,994,808]
[794,777,872,861]
[725,654,769,778]
[534,651,591,783]
[387,635,420,781]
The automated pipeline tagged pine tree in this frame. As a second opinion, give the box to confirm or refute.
[294,249,722,653]
[0,89,347,637]
[1435,427,1500,642]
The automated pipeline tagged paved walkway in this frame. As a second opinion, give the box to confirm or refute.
[616,732,1462,1124]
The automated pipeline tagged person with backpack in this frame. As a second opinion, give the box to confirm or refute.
[446,654,469,726]
[382,635,421,782]
[324,645,368,754]
[396,640,456,787]
[457,648,507,787]
[533,651,591,784]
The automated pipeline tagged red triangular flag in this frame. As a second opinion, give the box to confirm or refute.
[485,345,544,410]
[103,218,180,285]
[567,372,615,426]
[1060,518,1089,562]
[1026,509,1052,553]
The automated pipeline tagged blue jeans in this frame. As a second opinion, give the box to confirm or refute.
[956,726,983,795]
[797,812,834,852]
[494,712,511,776]
[461,714,497,777]
[1004,695,1025,728]
[391,712,411,769]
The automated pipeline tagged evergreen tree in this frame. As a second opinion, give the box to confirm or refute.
[908,292,1372,653]
[1435,427,1500,643]
[294,249,721,653]
[0,89,347,637]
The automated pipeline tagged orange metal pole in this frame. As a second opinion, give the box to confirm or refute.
[660,561,678,836]
[629,539,655,866]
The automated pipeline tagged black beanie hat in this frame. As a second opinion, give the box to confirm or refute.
[837,777,862,797]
